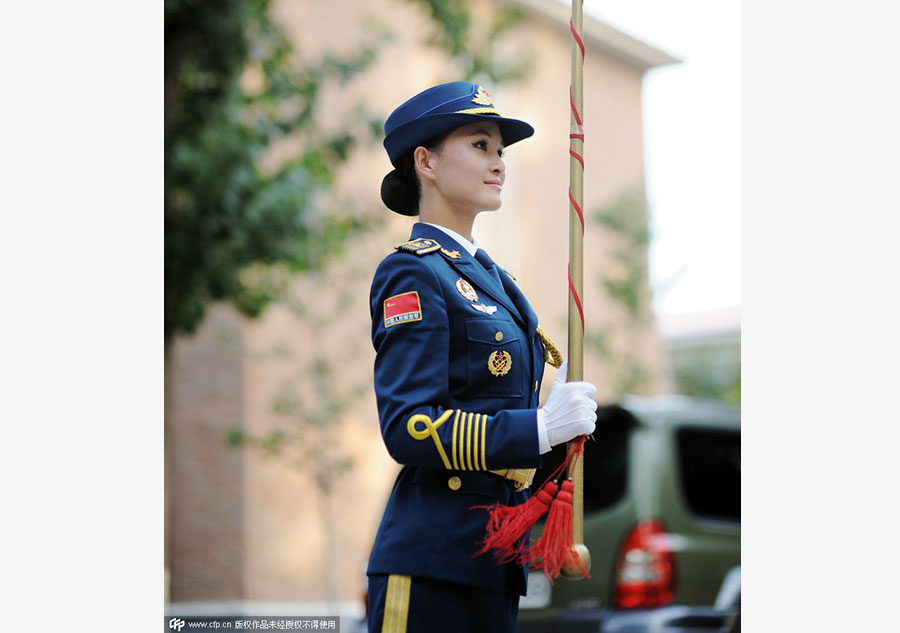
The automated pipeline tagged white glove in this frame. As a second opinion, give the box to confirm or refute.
[536,358,598,452]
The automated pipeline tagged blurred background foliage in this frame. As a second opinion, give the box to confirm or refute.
[587,188,740,404]
[672,353,741,404]
[412,0,531,82]
[586,187,654,395]
[165,0,533,343]
[165,0,382,342]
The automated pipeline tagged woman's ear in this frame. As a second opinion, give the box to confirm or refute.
[413,146,438,185]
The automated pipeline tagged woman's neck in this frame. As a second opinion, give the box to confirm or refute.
[418,197,477,242]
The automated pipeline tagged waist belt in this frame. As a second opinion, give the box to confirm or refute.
[489,468,536,492]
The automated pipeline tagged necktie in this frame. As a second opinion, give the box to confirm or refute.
[474,248,504,288]
[475,248,531,327]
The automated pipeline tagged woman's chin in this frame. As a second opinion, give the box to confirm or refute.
[481,196,503,212]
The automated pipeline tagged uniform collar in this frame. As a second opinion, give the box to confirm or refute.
[409,223,537,335]
[420,222,479,257]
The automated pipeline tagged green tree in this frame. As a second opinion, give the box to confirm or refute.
[587,187,655,395]
[165,0,532,343]
[165,0,384,342]
[671,349,742,404]
[164,0,385,601]
[411,0,531,82]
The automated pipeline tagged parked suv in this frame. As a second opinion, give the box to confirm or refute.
[517,395,740,633]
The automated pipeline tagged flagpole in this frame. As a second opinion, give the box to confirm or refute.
[562,0,590,580]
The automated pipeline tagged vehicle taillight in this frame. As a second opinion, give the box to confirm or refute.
[614,518,676,608]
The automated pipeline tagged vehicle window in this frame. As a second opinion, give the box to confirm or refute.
[533,405,635,513]
[676,426,740,523]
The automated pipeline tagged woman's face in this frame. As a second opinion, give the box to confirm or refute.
[426,120,506,214]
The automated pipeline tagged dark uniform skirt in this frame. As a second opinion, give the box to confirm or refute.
[367,574,519,633]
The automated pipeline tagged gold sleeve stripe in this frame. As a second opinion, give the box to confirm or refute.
[451,409,461,470]
[478,414,485,470]
[437,410,494,472]
[466,412,474,472]
[481,413,487,470]
[382,574,410,633]
[458,413,466,471]
[464,412,471,470]
[453,410,466,470]
[471,414,480,471]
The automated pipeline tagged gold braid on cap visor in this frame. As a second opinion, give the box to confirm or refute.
[453,107,502,115]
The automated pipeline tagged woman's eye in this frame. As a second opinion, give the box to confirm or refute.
[473,140,503,157]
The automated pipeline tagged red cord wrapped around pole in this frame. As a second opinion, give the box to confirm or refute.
[561,0,591,580]
[475,0,592,583]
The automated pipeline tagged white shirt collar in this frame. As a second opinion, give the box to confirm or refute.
[422,223,480,257]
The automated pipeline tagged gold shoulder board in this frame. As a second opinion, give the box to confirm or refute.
[396,238,442,256]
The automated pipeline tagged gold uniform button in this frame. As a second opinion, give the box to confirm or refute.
[534,381,539,392]
[448,476,462,491]
[495,332,504,342]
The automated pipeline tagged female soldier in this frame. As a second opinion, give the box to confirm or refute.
[367,81,598,633]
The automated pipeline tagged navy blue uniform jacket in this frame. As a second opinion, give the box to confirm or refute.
[367,222,547,596]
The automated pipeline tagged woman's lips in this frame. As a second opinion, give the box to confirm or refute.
[485,180,502,190]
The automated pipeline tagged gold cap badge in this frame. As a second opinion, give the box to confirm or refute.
[455,85,500,116]
[472,85,493,106]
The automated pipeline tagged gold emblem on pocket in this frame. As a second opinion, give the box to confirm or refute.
[456,278,478,302]
[488,350,512,377]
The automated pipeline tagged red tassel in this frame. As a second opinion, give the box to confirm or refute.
[473,480,558,563]
[522,479,590,583]
[473,437,590,570]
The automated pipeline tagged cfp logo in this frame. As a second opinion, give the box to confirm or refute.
[169,618,186,631]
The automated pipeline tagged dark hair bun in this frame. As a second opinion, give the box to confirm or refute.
[380,164,420,216]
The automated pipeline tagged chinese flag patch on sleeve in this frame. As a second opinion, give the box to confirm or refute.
[384,291,422,328]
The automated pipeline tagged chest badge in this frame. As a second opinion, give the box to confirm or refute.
[488,350,512,377]
[471,303,498,315]
[456,278,478,302]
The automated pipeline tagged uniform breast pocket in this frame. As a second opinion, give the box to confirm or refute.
[464,317,525,398]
